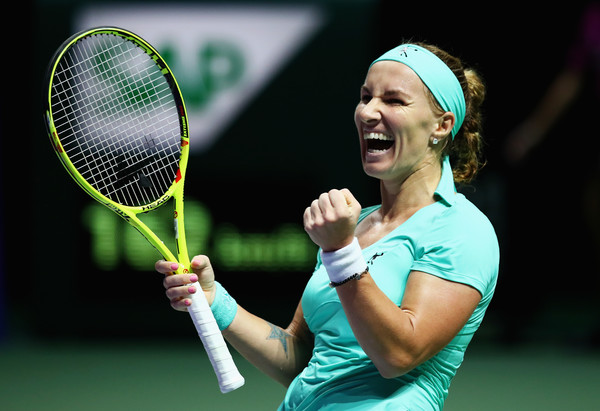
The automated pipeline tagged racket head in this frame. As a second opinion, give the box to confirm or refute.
[44,26,190,216]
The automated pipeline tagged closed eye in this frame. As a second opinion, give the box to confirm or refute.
[385,98,405,105]
[359,85,373,103]
[382,88,410,106]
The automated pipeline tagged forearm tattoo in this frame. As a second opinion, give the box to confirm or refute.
[267,322,291,358]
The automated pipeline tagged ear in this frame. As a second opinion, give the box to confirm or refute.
[432,112,455,140]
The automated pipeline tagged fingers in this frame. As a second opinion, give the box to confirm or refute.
[161,271,198,311]
[314,190,347,221]
[156,259,197,312]
[340,188,359,207]
[155,259,181,275]
[317,191,334,217]
[156,255,217,312]
[340,188,362,215]
[162,271,198,289]
[190,255,216,291]
[303,188,362,252]
[190,254,211,273]
[305,188,360,225]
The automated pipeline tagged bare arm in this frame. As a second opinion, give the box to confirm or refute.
[303,188,481,378]
[335,270,480,378]
[158,257,313,387]
[224,301,313,386]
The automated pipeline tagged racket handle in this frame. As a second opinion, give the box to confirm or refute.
[187,290,245,393]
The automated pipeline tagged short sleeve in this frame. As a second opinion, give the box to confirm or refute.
[410,200,499,299]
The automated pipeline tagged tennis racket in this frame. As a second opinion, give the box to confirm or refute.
[43,26,244,393]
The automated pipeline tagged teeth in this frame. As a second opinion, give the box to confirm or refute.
[364,132,394,154]
[364,132,393,141]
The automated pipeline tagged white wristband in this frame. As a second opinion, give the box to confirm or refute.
[320,237,367,286]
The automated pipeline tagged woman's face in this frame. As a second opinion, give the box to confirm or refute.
[355,60,443,183]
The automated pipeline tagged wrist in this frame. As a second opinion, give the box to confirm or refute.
[320,237,367,287]
[210,282,238,331]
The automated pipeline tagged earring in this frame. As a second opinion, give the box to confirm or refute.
[432,138,439,145]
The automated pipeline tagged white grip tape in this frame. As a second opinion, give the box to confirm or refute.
[188,290,245,393]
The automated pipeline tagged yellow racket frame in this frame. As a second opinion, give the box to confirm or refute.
[44,27,191,273]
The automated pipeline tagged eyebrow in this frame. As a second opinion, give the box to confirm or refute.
[361,85,410,98]
[383,89,407,97]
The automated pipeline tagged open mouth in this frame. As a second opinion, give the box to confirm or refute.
[364,132,394,153]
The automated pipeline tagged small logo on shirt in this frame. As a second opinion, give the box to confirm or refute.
[367,252,385,265]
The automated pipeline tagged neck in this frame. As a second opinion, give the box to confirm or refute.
[378,159,442,222]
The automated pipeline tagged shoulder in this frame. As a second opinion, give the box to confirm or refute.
[412,194,500,296]
[437,194,497,244]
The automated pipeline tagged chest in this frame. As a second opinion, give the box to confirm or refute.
[354,209,419,249]
[302,239,415,335]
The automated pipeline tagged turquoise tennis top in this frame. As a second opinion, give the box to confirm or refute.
[278,158,500,410]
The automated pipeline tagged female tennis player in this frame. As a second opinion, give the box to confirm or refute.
[157,41,499,410]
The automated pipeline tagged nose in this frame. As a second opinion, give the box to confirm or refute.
[357,98,381,124]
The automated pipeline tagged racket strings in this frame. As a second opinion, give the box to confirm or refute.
[50,33,183,207]
[61,37,177,203]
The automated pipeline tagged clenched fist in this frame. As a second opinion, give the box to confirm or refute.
[303,188,362,252]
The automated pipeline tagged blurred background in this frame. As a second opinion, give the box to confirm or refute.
[2,0,599,409]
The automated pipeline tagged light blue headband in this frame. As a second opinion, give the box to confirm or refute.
[371,44,466,139]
